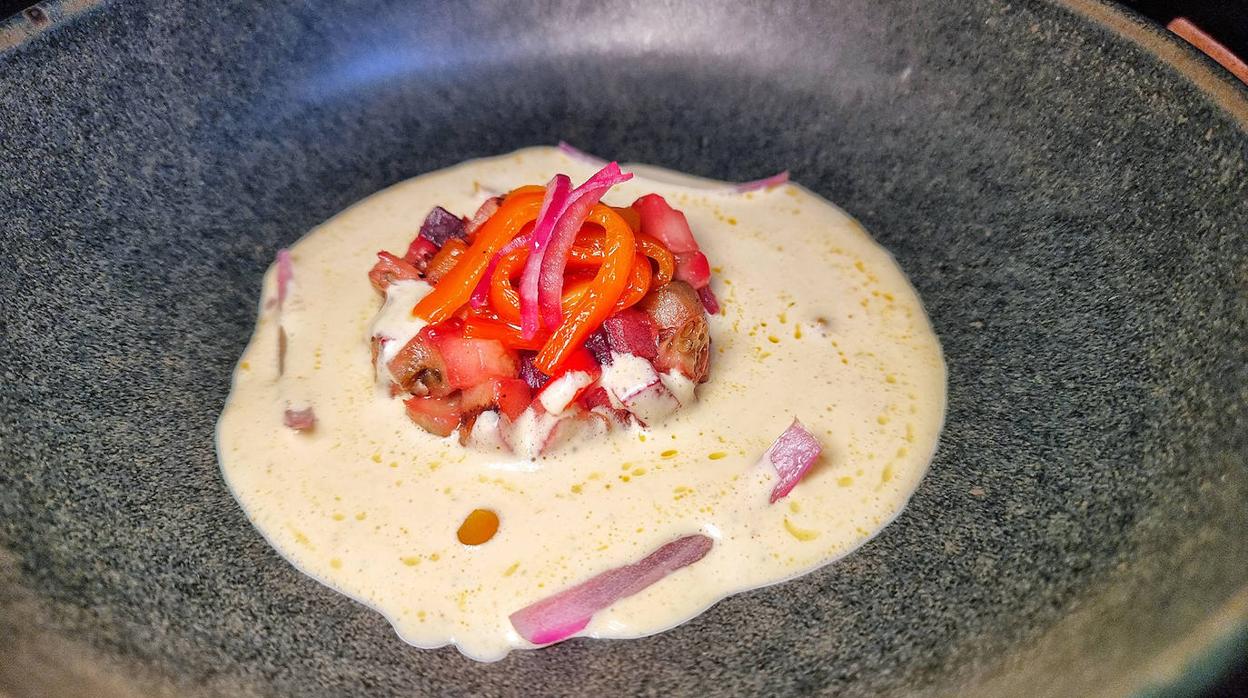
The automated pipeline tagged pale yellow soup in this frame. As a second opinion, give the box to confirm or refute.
[217,146,946,661]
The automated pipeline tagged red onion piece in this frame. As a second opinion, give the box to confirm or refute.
[283,406,316,431]
[518,175,573,338]
[761,419,823,503]
[537,163,633,329]
[673,250,711,289]
[275,248,293,309]
[403,237,439,267]
[465,196,502,238]
[470,230,533,310]
[602,309,659,360]
[697,286,721,315]
[510,534,714,645]
[556,141,608,167]
[518,352,550,390]
[732,170,790,193]
[418,206,466,246]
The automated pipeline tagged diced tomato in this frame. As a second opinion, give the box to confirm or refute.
[462,377,532,421]
[404,237,439,267]
[403,394,461,437]
[429,332,519,390]
[674,251,711,289]
[697,286,721,315]
[633,194,699,254]
[368,251,422,295]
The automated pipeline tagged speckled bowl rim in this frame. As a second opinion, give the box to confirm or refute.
[1,0,1246,694]
[1046,5,1248,694]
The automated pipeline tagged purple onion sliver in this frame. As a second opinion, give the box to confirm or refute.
[732,170,790,193]
[518,175,573,339]
[283,406,316,431]
[763,418,823,503]
[697,286,721,315]
[556,140,608,167]
[509,534,714,646]
[537,163,633,329]
[276,248,293,309]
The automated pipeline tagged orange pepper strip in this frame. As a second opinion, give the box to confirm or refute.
[535,206,636,374]
[423,238,468,285]
[637,234,674,286]
[508,184,547,198]
[568,229,672,286]
[412,191,544,322]
[563,253,651,312]
[611,205,642,233]
[463,316,549,351]
[490,241,597,322]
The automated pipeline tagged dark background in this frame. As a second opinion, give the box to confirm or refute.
[1,0,1244,695]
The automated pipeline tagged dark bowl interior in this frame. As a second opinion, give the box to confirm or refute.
[2,0,1246,695]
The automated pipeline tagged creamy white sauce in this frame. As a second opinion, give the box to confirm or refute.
[217,146,947,661]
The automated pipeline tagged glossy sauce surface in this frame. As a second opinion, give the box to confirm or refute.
[217,147,947,661]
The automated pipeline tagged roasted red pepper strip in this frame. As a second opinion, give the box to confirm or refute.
[534,206,635,374]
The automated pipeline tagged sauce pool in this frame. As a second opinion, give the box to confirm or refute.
[216,146,947,661]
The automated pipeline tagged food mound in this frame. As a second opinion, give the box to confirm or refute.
[366,163,721,457]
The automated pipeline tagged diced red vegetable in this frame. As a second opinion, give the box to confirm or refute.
[582,329,613,365]
[429,331,519,390]
[461,377,532,421]
[419,206,467,246]
[368,251,422,295]
[760,419,823,503]
[602,309,658,360]
[638,281,711,383]
[533,347,600,412]
[673,251,711,289]
[387,332,452,397]
[697,286,721,315]
[464,196,502,238]
[509,534,714,645]
[518,352,550,390]
[276,249,293,309]
[603,354,680,426]
[403,394,462,437]
[283,406,315,431]
[633,194,698,254]
[580,387,632,425]
[403,237,439,267]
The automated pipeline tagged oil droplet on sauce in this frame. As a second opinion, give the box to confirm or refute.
[457,509,500,546]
